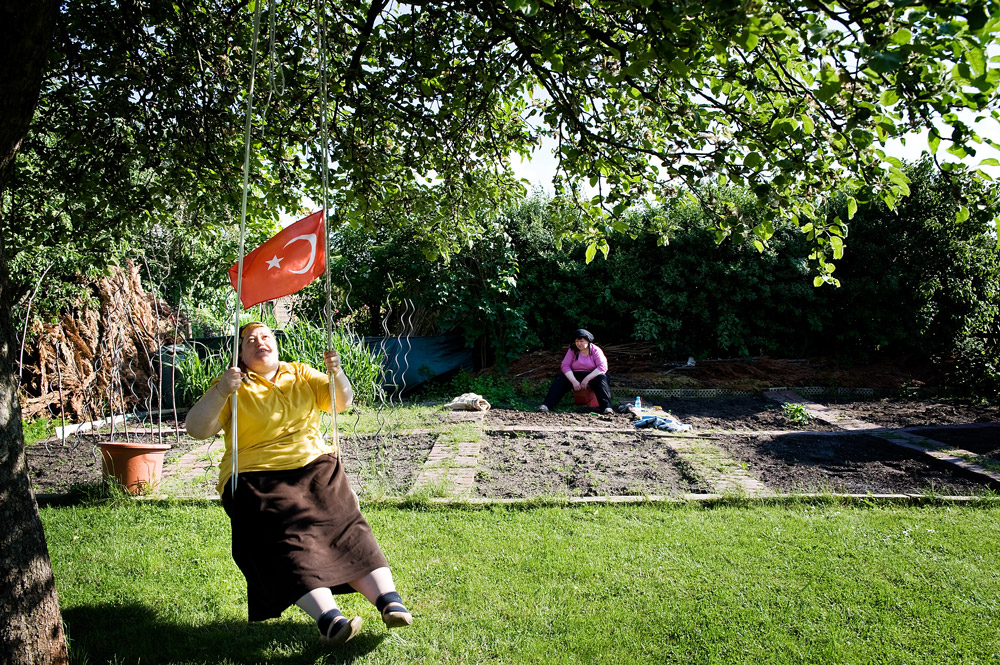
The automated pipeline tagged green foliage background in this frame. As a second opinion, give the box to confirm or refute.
[311,160,999,397]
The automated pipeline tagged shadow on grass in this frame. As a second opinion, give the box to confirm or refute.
[63,603,386,664]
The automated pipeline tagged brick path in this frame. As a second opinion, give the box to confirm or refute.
[410,411,486,496]
[161,435,223,496]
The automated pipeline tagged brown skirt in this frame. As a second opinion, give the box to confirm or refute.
[221,453,388,621]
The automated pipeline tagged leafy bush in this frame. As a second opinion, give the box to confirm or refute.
[278,318,386,406]
[823,159,1000,359]
[173,345,229,407]
[947,335,1000,402]
[781,402,812,426]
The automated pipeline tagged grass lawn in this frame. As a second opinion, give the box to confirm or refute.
[40,499,1000,664]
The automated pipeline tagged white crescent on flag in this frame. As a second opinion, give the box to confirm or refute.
[283,233,317,274]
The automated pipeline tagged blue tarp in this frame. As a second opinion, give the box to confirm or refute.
[364,335,474,395]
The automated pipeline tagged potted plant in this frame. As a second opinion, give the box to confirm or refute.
[97,438,172,494]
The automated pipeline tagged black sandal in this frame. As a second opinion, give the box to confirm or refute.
[376,591,413,628]
[318,609,363,645]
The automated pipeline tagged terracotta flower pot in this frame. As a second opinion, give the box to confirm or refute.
[97,441,172,495]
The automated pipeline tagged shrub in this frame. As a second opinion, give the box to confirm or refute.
[278,318,386,406]
[172,318,386,407]
[173,345,229,407]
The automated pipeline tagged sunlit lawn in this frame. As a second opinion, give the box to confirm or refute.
[41,499,1000,664]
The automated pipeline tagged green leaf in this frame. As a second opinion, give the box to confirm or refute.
[585,243,597,263]
[743,151,762,169]
[800,113,815,135]
[889,28,912,45]
[598,240,610,259]
[955,205,970,223]
[830,235,844,259]
[879,89,900,106]
[846,196,858,220]
[736,29,759,50]
[770,117,799,135]
[928,131,941,155]
[947,144,969,159]
[816,68,842,102]
[966,46,987,77]
[868,52,904,74]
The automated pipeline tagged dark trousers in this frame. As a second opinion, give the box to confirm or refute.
[542,371,612,410]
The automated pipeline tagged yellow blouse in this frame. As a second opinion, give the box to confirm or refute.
[214,361,336,493]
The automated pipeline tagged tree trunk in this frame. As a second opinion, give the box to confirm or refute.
[0,2,69,664]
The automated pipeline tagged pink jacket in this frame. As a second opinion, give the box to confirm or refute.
[560,344,608,375]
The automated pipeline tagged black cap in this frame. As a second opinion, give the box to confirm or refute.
[573,328,594,342]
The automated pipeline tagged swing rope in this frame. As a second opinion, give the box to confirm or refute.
[316,0,341,454]
[230,0,265,496]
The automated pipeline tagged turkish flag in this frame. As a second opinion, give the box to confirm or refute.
[229,210,325,308]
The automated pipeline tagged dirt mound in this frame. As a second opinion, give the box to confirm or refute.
[18,262,178,422]
[503,344,940,391]
[680,356,939,390]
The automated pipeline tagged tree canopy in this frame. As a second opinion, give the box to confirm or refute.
[7,0,1000,307]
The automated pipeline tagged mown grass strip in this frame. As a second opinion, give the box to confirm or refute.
[41,500,1000,665]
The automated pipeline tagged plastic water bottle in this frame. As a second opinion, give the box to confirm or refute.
[634,396,642,411]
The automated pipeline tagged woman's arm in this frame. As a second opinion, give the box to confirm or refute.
[564,369,582,391]
[580,368,602,388]
[559,348,582,390]
[186,367,242,439]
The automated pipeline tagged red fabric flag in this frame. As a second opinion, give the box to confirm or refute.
[229,210,325,308]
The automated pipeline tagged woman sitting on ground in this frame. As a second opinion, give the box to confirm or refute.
[186,321,411,646]
[538,328,613,414]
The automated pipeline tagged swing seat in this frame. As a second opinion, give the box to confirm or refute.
[573,387,599,408]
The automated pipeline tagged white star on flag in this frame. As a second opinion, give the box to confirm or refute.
[266,255,283,270]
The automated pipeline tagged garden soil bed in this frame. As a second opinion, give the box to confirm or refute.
[340,432,438,497]
[475,428,710,498]
[712,431,996,495]
[23,393,1000,499]
[477,398,1000,498]
[23,426,439,498]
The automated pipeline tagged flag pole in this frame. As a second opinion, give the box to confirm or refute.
[231,0,264,496]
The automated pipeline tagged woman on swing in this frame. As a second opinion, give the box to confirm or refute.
[186,321,411,645]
